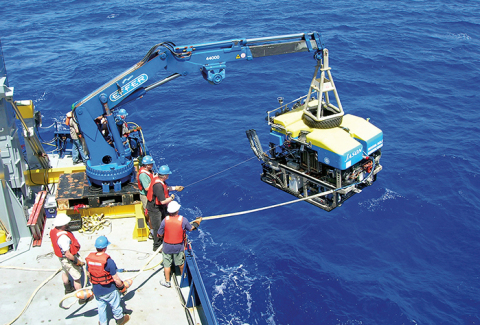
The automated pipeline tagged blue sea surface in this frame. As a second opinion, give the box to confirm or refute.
[1,1,480,324]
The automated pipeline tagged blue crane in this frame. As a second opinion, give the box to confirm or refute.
[71,32,324,192]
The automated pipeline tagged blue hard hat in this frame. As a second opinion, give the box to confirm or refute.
[159,165,172,175]
[117,108,128,117]
[95,236,111,249]
[142,155,154,165]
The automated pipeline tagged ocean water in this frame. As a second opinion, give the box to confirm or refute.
[1,1,480,324]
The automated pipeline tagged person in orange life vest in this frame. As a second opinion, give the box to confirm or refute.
[146,165,184,252]
[157,201,202,288]
[85,236,130,325]
[50,213,90,303]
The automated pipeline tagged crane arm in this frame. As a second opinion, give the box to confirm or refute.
[75,32,323,110]
[71,32,324,191]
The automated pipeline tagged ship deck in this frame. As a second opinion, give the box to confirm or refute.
[0,217,193,325]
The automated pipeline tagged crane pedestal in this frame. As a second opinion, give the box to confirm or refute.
[56,172,148,241]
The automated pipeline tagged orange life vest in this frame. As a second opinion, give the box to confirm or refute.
[137,167,153,191]
[85,252,114,285]
[146,177,169,205]
[164,215,185,245]
[50,228,81,258]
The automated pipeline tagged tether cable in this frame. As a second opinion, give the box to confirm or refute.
[184,156,258,189]
[183,140,290,189]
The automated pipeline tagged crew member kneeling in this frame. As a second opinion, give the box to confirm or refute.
[157,201,202,288]
[86,236,131,325]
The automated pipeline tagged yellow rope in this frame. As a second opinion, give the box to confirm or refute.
[130,244,163,281]
[79,214,111,234]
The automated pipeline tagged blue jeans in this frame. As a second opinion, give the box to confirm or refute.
[72,139,88,162]
[96,290,123,325]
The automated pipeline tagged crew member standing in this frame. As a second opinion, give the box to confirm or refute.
[86,236,131,325]
[137,155,155,234]
[66,111,88,164]
[114,108,129,137]
[157,201,201,288]
[50,213,90,303]
[146,165,184,251]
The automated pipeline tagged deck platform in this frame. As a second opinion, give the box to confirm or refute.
[56,172,141,210]
[0,218,197,325]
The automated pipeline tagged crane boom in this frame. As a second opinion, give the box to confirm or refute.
[71,32,324,192]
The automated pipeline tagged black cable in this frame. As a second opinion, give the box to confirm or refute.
[89,185,102,193]
[25,159,44,187]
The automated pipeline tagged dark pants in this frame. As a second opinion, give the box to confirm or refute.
[148,205,166,251]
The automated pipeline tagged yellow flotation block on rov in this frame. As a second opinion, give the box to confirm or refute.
[272,110,382,170]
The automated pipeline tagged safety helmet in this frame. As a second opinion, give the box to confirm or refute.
[54,213,71,227]
[116,108,128,119]
[95,236,111,249]
[142,155,154,165]
[159,165,172,175]
[167,201,181,214]
[66,111,73,118]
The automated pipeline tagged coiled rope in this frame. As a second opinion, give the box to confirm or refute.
[78,214,112,234]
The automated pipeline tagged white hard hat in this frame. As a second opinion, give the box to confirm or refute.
[66,111,73,118]
[167,201,181,214]
[54,212,71,227]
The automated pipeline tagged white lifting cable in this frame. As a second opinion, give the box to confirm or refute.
[39,122,56,129]
[0,265,59,272]
[5,268,61,325]
[201,187,342,222]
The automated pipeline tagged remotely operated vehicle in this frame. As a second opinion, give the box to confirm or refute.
[68,32,382,210]
[246,49,383,211]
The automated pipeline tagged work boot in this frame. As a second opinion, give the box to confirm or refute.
[64,283,75,295]
[116,314,130,325]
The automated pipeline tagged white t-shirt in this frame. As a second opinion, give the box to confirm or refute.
[57,234,71,255]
